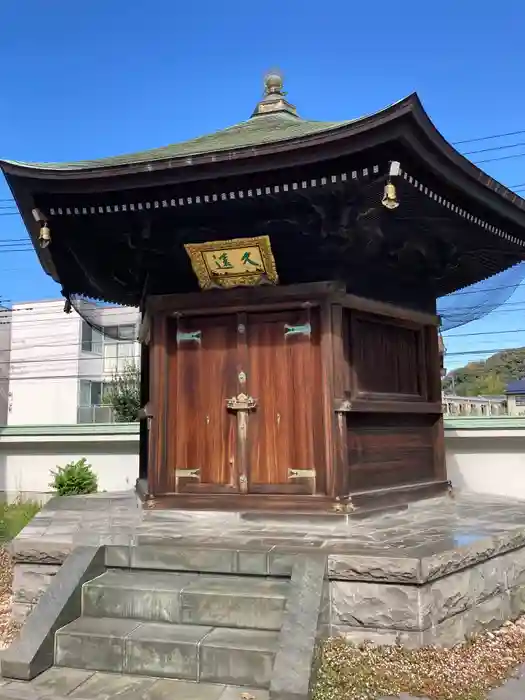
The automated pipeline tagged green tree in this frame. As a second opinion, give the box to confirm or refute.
[443,347,525,396]
[104,362,141,422]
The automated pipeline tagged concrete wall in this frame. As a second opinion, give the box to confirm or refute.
[0,423,139,498]
[445,418,525,499]
[4,418,525,500]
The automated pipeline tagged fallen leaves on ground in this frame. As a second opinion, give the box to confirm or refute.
[0,547,19,650]
[314,623,525,700]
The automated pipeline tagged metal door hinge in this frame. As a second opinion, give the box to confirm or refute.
[175,469,200,479]
[284,322,311,338]
[177,330,202,345]
[288,469,316,479]
[335,399,352,413]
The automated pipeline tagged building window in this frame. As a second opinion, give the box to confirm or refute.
[77,379,114,423]
[81,321,103,354]
[105,324,136,341]
[103,324,137,374]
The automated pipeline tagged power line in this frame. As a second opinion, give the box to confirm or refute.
[473,152,525,165]
[0,310,524,349]
[4,373,137,382]
[0,347,519,366]
[1,294,525,331]
[0,239,30,244]
[445,347,525,357]
[464,141,525,156]
[446,328,525,338]
[6,305,525,350]
[4,353,140,367]
[453,129,525,146]
[0,312,139,328]
[0,311,525,361]
[0,326,516,348]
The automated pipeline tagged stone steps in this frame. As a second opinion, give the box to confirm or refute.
[55,617,278,689]
[82,570,288,630]
[50,567,290,689]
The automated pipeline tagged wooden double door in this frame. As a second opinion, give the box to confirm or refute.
[164,308,325,496]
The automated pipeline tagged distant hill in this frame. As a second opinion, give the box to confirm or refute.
[443,347,525,396]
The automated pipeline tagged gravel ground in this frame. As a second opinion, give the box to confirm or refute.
[314,621,525,700]
[0,548,19,651]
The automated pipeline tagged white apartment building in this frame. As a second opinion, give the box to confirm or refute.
[0,306,11,424]
[7,299,140,425]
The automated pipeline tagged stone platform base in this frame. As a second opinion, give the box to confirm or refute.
[10,490,525,647]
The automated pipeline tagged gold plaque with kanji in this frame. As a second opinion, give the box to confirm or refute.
[184,235,279,290]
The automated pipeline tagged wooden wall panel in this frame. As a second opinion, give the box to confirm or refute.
[350,314,425,399]
[425,325,443,404]
[165,315,238,492]
[148,314,168,495]
[342,308,445,493]
[139,341,149,482]
[346,414,437,491]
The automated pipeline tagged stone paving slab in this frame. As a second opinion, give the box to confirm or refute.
[1,665,525,699]
[0,668,270,699]
[13,491,525,582]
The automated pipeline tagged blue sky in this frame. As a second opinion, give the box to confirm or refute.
[1,0,525,369]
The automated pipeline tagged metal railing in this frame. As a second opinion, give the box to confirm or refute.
[77,405,115,424]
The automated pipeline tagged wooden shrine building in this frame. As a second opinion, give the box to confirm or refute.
[3,74,525,512]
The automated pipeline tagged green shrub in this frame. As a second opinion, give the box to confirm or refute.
[0,498,41,542]
[49,458,98,496]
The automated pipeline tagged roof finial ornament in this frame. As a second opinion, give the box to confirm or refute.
[264,71,286,97]
[251,69,299,119]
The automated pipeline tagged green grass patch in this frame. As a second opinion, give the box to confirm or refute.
[0,498,41,542]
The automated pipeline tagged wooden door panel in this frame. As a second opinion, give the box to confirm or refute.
[166,315,237,493]
[246,309,324,494]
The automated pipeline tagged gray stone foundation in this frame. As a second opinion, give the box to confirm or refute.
[12,564,60,623]
[10,490,525,646]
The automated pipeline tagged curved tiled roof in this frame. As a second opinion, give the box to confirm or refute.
[1,112,354,172]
